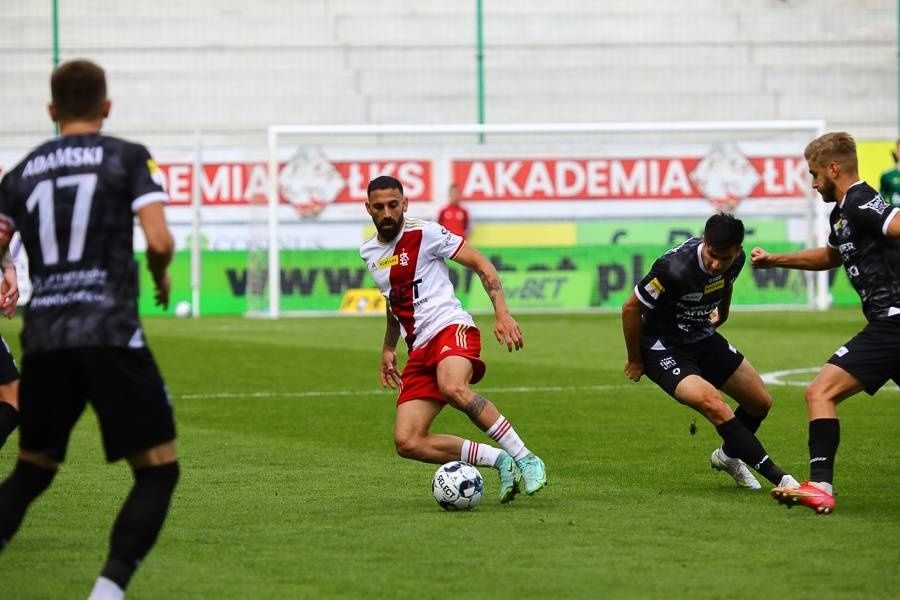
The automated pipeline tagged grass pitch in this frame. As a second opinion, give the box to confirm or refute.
[1,308,899,599]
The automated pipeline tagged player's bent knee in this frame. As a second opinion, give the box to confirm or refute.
[126,440,177,469]
[698,393,732,423]
[394,436,423,459]
[804,385,835,410]
[437,382,469,406]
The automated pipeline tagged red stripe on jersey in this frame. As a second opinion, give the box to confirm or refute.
[388,229,424,347]
[450,238,466,260]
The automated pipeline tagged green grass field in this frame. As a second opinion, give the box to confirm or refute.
[1,308,899,599]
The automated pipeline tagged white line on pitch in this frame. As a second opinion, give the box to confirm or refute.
[761,367,899,391]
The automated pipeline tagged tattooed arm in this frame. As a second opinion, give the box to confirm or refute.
[453,244,524,352]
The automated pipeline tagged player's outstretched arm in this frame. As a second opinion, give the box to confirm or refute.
[137,202,175,309]
[0,251,18,319]
[621,293,646,382]
[750,246,841,271]
[380,306,402,389]
[453,243,523,352]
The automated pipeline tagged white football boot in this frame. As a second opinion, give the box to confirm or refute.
[710,447,762,490]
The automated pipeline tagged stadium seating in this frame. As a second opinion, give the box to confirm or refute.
[0,0,895,150]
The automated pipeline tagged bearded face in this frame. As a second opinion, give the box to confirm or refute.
[808,161,839,204]
[366,188,407,242]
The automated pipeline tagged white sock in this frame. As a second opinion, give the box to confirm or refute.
[485,415,529,461]
[88,576,125,600]
[810,481,834,495]
[460,440,501,468]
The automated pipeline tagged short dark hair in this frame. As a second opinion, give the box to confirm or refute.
[51,59,107,121]
[703,213,744,248]
[367,175,403,198]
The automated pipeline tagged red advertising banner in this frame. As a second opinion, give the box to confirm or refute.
[157,160,433,206]
[451,155,808,201]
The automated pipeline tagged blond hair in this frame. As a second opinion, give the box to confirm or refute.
[804,132,858,175]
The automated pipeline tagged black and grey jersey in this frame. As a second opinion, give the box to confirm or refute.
[827,181,900,321]
[0,134,168,354]
[634,237,744,348]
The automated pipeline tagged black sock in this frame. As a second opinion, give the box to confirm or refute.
[101,462,179,589]
[0,460,56,550]
[723,407,766,455]
[0,401,19,450]
[808,418,840,485]
[716,417,786,485]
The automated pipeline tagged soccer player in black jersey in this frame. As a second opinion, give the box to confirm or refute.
[0,59,178,599]
[623,213,799,494]
[752,131,900,515]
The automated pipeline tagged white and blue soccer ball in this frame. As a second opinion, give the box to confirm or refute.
[432,461,484,511]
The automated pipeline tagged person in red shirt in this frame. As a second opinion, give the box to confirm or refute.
[436,183,470,238]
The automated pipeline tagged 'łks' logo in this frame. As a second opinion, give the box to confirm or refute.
[278,146,345,219]
[690,142,761,212]
[399,250,410,267]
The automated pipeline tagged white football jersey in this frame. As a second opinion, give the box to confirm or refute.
[360,218,476,349]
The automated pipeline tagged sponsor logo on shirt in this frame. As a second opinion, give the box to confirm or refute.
[680,292,703,302]
[703,279,725,294]
[860,196,889,215]
[147,159,165,187]
[378,255,399,269]
[644,277,665,300]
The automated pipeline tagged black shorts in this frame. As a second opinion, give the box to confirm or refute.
[19,347,176,462]
[827,317,900,395]
[642,331,745,397]
[0,335,19,385]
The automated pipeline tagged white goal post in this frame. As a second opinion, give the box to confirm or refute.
[261,120,827,318]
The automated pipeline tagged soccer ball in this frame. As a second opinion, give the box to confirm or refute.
[174,301,192,318]
[432,461,484,511]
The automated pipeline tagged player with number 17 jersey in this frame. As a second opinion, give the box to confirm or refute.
[360,217,475,350]
[0,134,167,354]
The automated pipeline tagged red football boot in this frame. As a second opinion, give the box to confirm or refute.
[772,481,835,515]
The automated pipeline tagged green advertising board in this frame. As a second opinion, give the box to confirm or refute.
[466,270,594,311]
[136,243,864,316]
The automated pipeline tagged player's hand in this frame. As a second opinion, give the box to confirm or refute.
[494,312,524,352]
[0,267,18,319]
[154,273,171,309]
[380,349,401,389]
[624,360,644,382]
[749,247,772,269]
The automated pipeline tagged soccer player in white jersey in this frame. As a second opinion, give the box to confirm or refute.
[360,175,547,503]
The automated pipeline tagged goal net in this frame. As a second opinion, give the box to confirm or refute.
[248,121,827,318]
